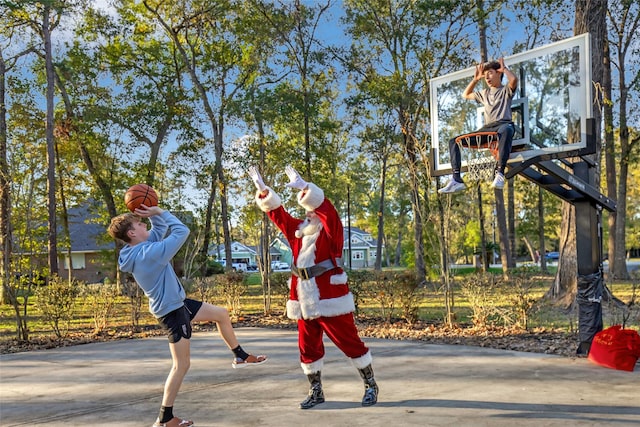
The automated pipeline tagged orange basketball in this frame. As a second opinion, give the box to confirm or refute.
[124,184,158,212]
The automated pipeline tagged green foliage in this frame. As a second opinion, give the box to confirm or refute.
[35,276,81,339]
[459,272,500,328]
[81,282,119,334]
[213,272,248,317]
[189,277,217,305]
[269,272,291,315]
[121,277,144,331]
[393,270,421,325]
[362,271,396,322]
[346,269,375,313]
[500,272,540,329]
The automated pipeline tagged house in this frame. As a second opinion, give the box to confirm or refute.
[343,226,382,269]
[27,201,116,284]
[55,202,114,283]
[209,241,258,266]
[258,226,383,270]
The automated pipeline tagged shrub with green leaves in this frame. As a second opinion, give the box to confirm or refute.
[363,271,396,323]
[270,272,291,315]
[35,275,80,339]
[394,271,421,325]
[460,272,500,328]
[214,271,247,317]
[347,269,375,314]
[190,277,217,304]
[82,282,118,334]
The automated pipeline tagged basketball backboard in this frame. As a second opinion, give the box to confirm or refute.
[430,33,592,175]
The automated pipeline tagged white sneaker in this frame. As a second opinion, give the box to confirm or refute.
[438,179,466,194]
[491,172,505,190]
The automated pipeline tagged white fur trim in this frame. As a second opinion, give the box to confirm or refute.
[298,183,324,212]
[286,300,302,320]
[301,358,324,375]
[287,292,355,320]
[349,350,373,370]
[316,292,355,318]
[255,187,281,212]
[330,271,348,285]
[297,278,322,319]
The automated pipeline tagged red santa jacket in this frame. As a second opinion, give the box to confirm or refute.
[255,183,354,320]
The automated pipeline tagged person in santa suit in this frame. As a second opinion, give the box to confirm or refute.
[248,165,378,409]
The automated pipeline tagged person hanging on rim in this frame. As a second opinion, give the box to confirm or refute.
[439,57,518,194]
[248,165,379,409]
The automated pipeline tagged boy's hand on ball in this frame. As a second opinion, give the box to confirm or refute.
[134,205,163,217]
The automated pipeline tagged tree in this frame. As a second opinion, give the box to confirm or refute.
[548,0,607,304]
[0,16,37,302]
[604,0,640,279]
[344,0,476,284]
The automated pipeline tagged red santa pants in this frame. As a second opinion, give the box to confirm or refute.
[297,312,369,364]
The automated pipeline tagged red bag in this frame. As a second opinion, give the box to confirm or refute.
[588,325,640,372]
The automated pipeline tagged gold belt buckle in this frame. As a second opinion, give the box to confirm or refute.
[300,268,310,280]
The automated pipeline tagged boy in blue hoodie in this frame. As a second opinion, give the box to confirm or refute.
[109,205,267,427]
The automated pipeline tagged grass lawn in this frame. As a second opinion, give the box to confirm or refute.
[1,268,638,355]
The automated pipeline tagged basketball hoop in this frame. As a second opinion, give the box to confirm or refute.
[455,132,499,182]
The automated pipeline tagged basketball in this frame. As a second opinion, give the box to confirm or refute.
[124,184,158,212]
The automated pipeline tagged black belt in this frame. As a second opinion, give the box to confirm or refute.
[291,258,342,280]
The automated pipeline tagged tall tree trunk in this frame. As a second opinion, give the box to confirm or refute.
[550,0,606,302]
[43,5,58,275]
[375,151,387,271]
[400,119,426,284]
[537,187,548,273]
[0,47,10,303]
[508,182,516,267]
[477,0,490,272]
[610,2,637,279]
[546,202,578,306]
[603,34,617,276]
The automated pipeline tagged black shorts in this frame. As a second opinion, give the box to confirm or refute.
[158,299,203,343]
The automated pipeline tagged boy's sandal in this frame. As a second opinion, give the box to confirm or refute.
[232,354,268,369]
[153,417,194,427]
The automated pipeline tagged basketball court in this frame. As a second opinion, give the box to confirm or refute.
[1,328,638,426]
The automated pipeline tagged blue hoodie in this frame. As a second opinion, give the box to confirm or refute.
[118,211,190,318]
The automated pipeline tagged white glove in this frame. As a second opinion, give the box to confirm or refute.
[248,166,267,192]
[285,165,308,190]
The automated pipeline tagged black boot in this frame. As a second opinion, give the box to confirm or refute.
[299,371,325,409]
[358,364,378,406]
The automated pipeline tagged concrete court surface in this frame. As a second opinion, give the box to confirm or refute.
[1,327,638,427]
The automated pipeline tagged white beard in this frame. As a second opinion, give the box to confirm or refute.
[295,216,322,238]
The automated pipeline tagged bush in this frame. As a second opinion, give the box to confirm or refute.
[35,275,80,339]
[347,269,375,314]
[394,271,421,325]
[270,272,291,316]
[82,282,119,334]
[501,272,539,329]
[459,272,500,328]
[190,277,217,304]
[213,271,247,317]
[363,271,397,323]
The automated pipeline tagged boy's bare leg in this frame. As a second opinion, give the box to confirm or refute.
[192,302,239,349]
[162,338,191,407]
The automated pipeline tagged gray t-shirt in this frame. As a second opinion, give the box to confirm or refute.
[475,85,515,124]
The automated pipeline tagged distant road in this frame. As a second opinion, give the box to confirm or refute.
[603,259,639,273]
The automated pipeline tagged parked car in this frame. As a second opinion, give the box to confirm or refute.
[271,261,290,271]
[545,251,560,261]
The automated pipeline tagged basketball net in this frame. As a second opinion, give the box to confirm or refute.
[455,132,498,182]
